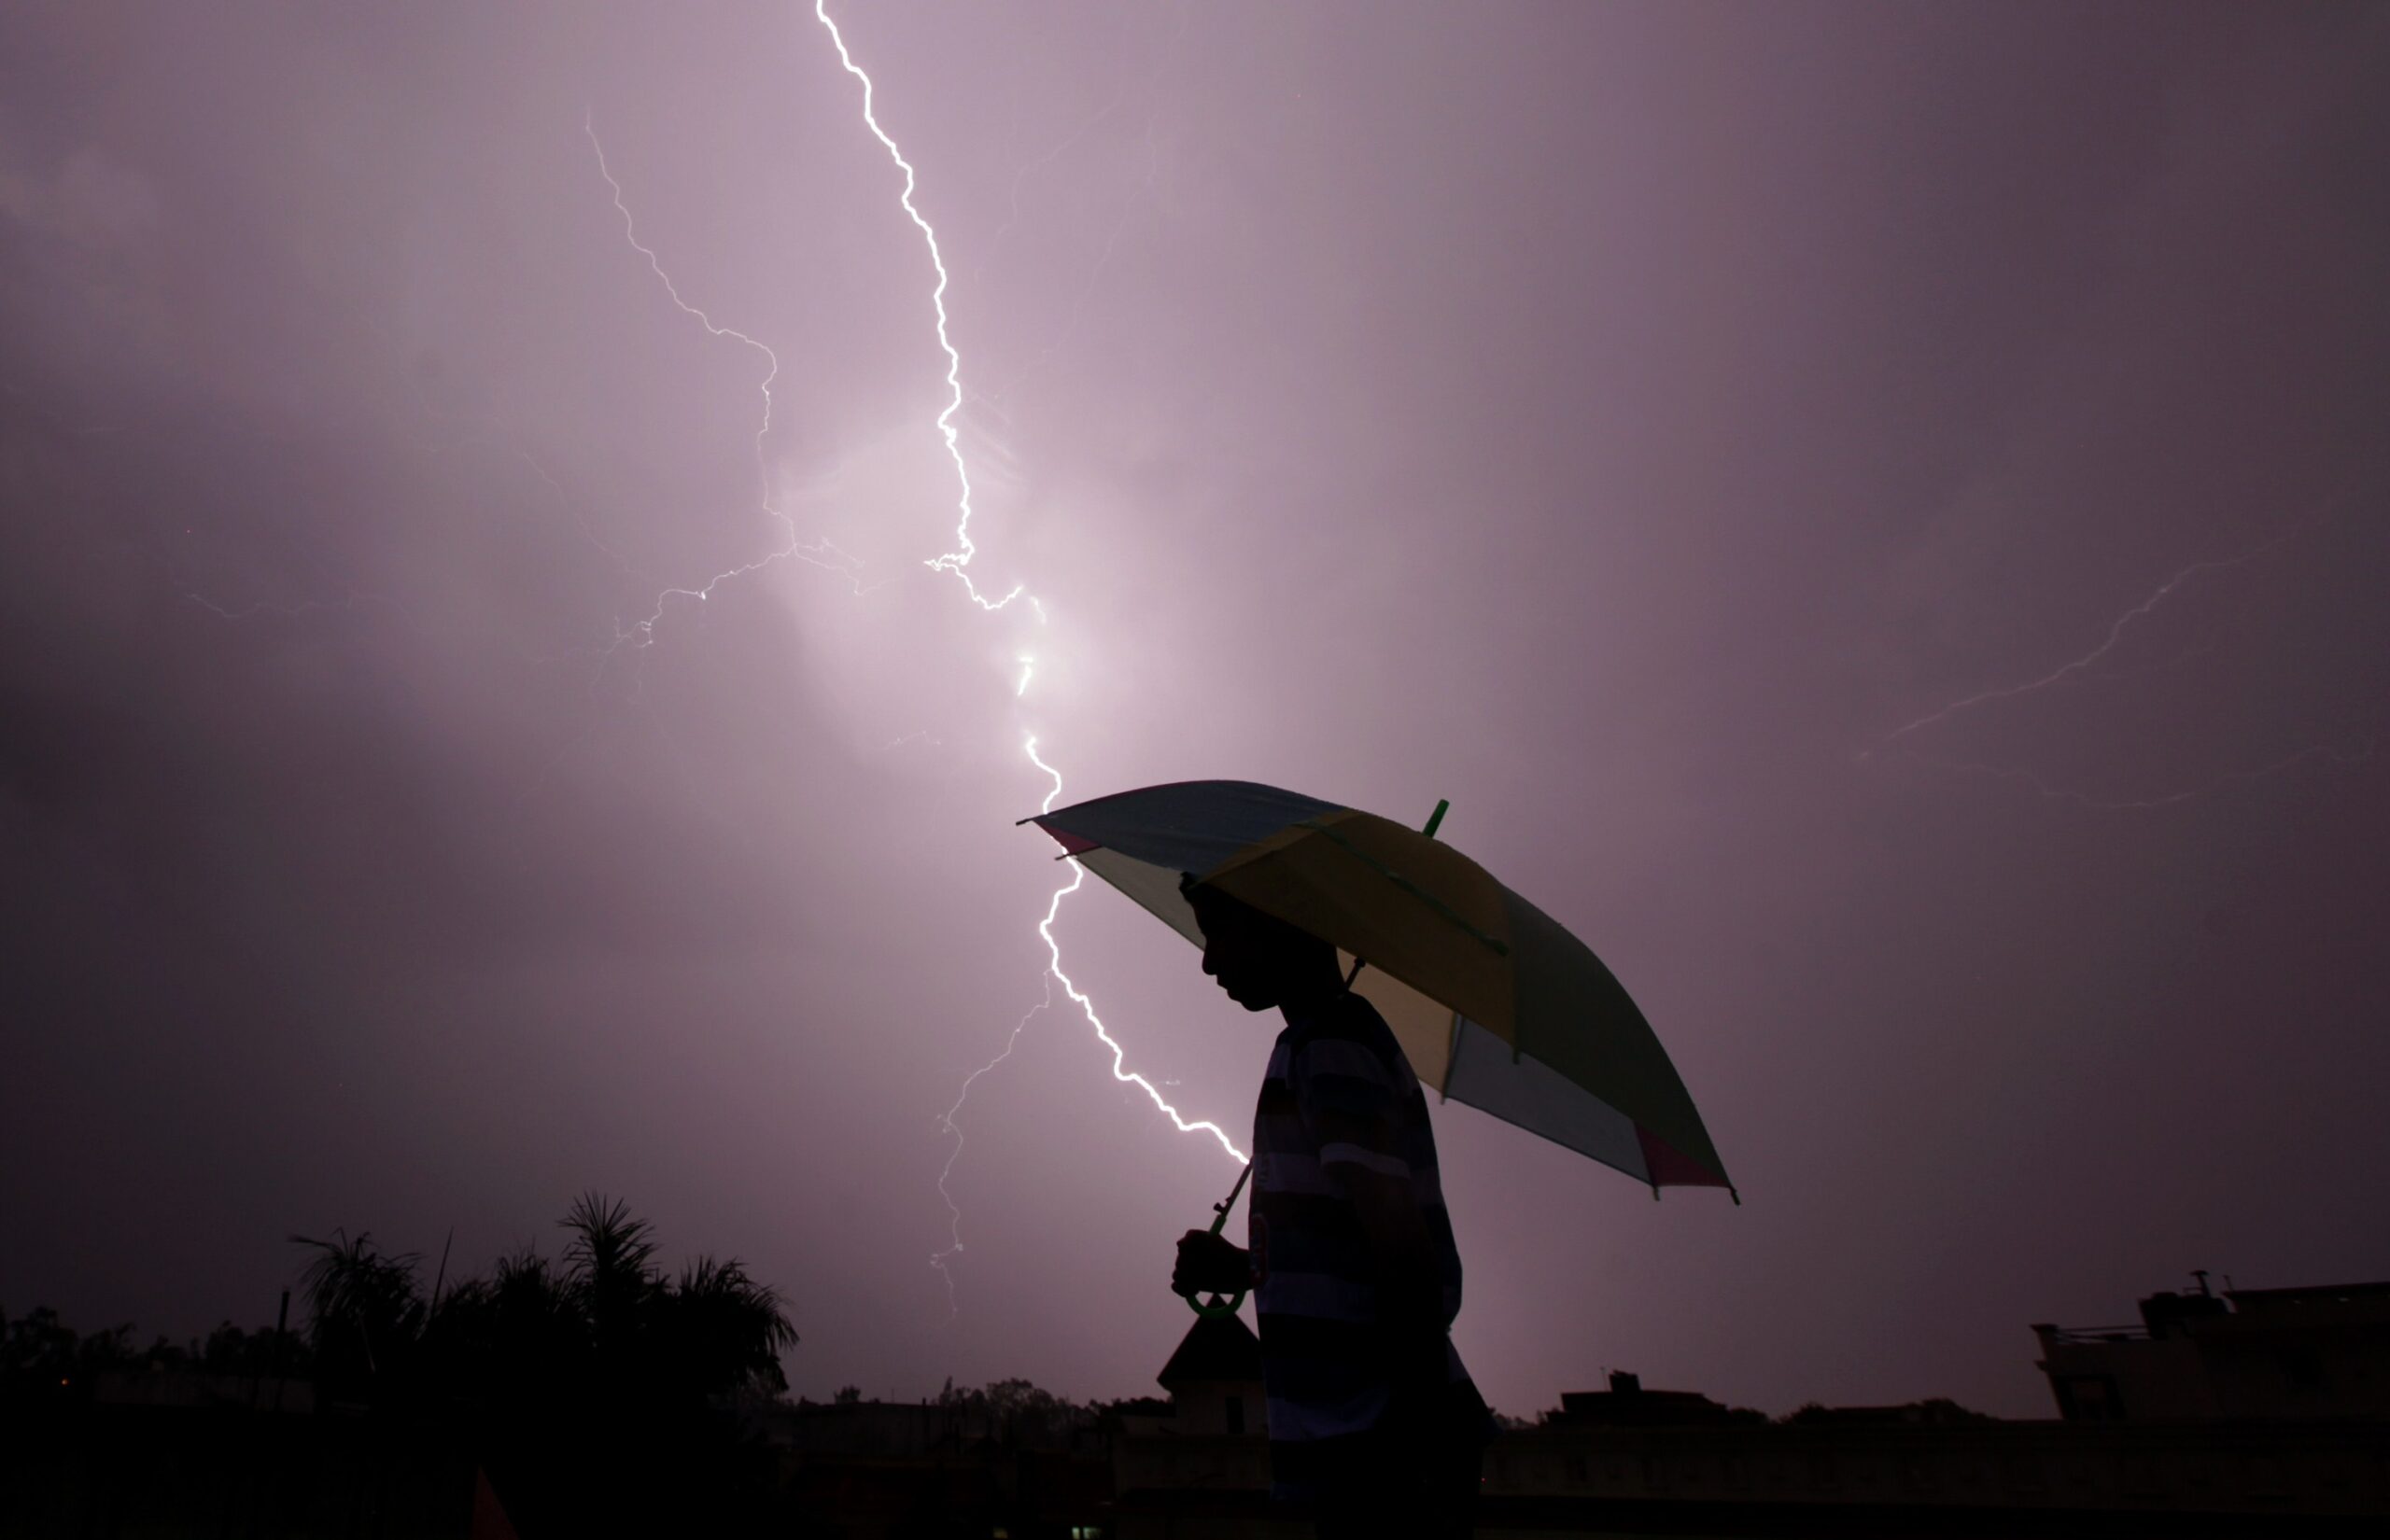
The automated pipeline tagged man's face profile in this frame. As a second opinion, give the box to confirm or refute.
[1186,882,1329,1013]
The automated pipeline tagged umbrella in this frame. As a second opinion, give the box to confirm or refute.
[1024,779,1734,1200]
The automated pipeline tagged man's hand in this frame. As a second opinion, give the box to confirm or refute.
[1173,1229,1249,1297]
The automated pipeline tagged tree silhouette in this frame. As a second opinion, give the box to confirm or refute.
[657,1254,797,1400]
[290,1229,424,1401]
[2,1306,122,1401]
[288,1197,794,1409]
[284,1196,795,1534]
[559,1192,657,1358]
[936,1376,1098,1449]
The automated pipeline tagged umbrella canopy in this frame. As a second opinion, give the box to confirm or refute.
[1027,780,1733,1197]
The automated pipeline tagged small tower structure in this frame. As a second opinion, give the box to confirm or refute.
[1156,1314,1265,1437]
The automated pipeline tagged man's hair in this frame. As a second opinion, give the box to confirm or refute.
[1179,874,1334,963]
[1178,870,1238,923]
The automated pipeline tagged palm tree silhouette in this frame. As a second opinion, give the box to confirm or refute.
[289,1228,424,1399]
[560,1192,657,1347]
[291,1196,794,1406]
[289,1196,796,1533]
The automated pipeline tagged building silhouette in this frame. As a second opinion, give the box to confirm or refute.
[1107,1276,2390,1535]
[2035,1276,2390,1423]
[1113,1313,1275,1533]
[1548,1370,1752,1427]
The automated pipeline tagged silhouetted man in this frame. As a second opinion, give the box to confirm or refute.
[1173,877,1491,1538]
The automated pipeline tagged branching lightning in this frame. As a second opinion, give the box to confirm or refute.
[575,6,1237,1322]
[181,589,378,623]
[808,1,1243,1318]
[1875,507,2327,749]
[583,112,860,653]
[929,984,1050,1313]
[1871,493,2375,807]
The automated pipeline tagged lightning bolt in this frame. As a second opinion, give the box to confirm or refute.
[929,984,1049,1316]
[357,310,652,584]
[180,590,377,623]
[812,2,1020,612]
[1875,504,2331,749]
[575,7,1239,1320]
[977,79,1129,287]
[808,2,1244,1319]
[583,112,860,661]
[1025,735,1247,1165]
[1871,492,2375,806]
[991,107,1166,410]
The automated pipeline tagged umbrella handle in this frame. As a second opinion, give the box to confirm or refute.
[1183,1286,1245,1318]
[1178,1161,1253,1317]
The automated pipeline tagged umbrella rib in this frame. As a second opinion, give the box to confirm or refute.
[1290,820,1510,958]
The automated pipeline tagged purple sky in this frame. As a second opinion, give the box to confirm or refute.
[5,1,2387,1419]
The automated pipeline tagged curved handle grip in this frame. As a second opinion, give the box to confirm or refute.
[1180,1284,1246,1318]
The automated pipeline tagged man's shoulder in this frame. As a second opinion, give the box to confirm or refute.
[1284,994,1404,1085]
[1310,990,1400,1054]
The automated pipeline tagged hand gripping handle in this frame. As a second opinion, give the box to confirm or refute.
[1179,1162,1253,1318]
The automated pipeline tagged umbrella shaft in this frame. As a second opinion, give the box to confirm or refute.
[1207,1160,1253,1235]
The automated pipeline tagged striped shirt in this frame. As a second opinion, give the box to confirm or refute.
[1248,989,1478,1492]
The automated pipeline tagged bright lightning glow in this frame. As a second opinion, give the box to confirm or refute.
[1015,655,1034,697]
[812,2,1022,613]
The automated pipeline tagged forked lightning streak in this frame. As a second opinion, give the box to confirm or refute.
[809,3,1244,1317]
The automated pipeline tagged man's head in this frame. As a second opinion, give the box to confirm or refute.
[1181,875,1343,1012]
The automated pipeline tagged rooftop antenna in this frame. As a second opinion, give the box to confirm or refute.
[2191,1268,2212,1297]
